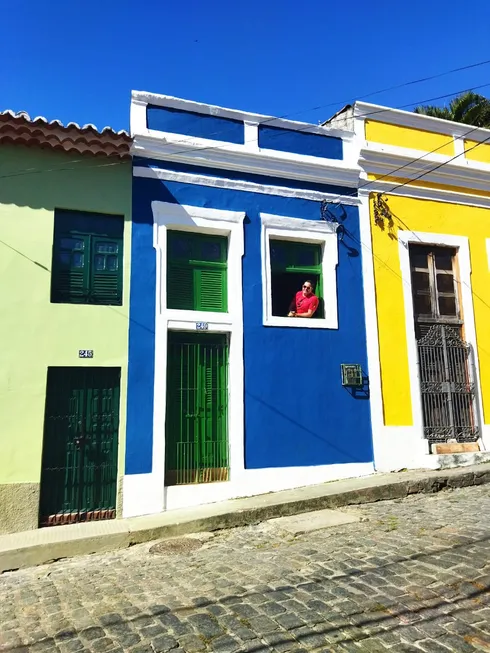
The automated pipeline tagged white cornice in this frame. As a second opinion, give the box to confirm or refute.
[132,134,360,189]
[132,90,352,139]
[355,101,490,143]
[359,179,490,209]
[134,166,361,206]
[359,142,490,194]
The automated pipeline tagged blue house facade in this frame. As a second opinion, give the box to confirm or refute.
[123,91,374,517]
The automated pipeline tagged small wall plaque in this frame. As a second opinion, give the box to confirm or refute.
[79,350,94,358]
[196,322,209,331]
[341,363,363,387]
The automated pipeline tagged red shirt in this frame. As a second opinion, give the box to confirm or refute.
[295,291,319,315]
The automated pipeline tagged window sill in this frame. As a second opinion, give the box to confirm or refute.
[263,316,338,329]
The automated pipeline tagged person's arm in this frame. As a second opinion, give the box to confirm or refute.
[294,309,314,318]
[288,295,297,317]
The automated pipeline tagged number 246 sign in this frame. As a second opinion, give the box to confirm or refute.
[79,350,94,358]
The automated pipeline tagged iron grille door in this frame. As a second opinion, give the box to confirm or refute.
[40,367,120,526]
[409,244,479,444]
[417,325,479,443]
[165,332,229,485]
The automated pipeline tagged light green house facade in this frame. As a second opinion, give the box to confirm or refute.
[0,112,132,533]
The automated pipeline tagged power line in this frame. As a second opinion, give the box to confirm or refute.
[2,84,490,210]
[341,121,486,202]
[141,81,490,162]
[386,133,490,194]
[355,82,490,119]
[141,58,490,148]
[0,159,125,181]
[328,58,490,111]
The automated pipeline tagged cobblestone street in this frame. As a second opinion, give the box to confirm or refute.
[1,485,490,653]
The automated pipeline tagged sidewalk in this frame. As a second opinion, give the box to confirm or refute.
[1,462,490,573]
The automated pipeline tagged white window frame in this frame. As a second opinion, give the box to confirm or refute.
[398,230,485,448]
[131,201,247,517]
[260,212,339,329]
[152,202,245,323]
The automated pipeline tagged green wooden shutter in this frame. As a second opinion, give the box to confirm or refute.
[196,268,227,311]
[90,237,123,305]
[167,231,227,312]
[167,262,195,310]
[51,234,90,303]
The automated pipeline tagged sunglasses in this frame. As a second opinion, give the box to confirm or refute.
[303,285,312,290]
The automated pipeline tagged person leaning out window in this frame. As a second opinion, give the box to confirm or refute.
[288,280,319,318]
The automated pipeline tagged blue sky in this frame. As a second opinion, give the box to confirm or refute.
[2,0,490,133]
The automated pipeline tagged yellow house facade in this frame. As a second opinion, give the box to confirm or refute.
[330,102,490,471]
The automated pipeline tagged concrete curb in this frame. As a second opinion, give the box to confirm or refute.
[1,463,489,573]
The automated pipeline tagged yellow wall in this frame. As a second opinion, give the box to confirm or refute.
[464,140,490,164]
[365,120,455,155]
[371,193,490,426]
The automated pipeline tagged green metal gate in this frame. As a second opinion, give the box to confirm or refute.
[39,367,120,526]
[165,332,229,485]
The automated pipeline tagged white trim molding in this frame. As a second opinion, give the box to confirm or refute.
[359,141,490,197]
[133,90,353,139]
[132,134,360,189]
[133,165,361,206]
[397,231,487,457]
[130,91,361,190]
[355,101,490,142]
[260,213,339,330]
[362,178,490,210]
[122,202,245,518]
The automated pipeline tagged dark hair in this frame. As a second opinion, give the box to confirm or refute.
[304,280,314,288]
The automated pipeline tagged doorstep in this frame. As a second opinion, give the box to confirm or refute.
[1,462,490,573]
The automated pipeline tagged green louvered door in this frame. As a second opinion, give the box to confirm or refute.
[165,333,229,485]
[39,367,120,526]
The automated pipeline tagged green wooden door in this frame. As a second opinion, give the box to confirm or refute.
[39,367,120,526]
[165,332,229,485]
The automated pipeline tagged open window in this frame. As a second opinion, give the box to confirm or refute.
[270,240,324,318]
[261,212,339,329]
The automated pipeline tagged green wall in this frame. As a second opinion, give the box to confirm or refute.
[0,145,131,525]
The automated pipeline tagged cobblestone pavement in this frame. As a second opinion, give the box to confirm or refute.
[1,485,490,653]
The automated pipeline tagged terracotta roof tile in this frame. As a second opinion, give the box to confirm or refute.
[0,110,131,159]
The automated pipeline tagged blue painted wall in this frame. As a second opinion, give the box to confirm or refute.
[147,105,244,144]
[258,125,343,160]
[126,163,373,475]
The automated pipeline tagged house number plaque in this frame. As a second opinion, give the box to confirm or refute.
[195,322,209,331]
[79,350,94,358]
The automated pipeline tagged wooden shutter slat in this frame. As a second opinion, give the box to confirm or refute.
[90,237,123,305]
[167,263,194,310]
[51,233,90,303]
[197,268,227,312]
